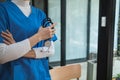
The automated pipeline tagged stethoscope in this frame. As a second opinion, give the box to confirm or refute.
[42,17,53,28]
[41,17,54,48]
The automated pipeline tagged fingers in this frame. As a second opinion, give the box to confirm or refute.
[52,31,55,35]
[1,34,13,44]
[1,31,11,38]
[6,30,11,34]
[50,23,56,29]
[1,33,12,41]
[37,23,56,40]
[43,23,56,35]
[49,23,56,32]
[1,30,13,38]
[1,30,16,45]
[3,40,11,45]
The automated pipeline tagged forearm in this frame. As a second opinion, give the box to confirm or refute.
[29,33,41,48]
[0,28,54,63]
[33,41,55,58]
[24,50,36,58]
[28,26,54,48]
[24,41,55,59]
[0,40,55,64]
[0,39,31,64]
[20,33,43,58]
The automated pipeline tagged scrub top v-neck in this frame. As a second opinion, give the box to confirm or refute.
[10,1,33,19]
[0,1,57,80]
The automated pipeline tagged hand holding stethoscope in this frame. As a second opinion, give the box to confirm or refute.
[41,17,55,48]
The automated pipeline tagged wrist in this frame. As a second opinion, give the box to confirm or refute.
[35,33,42,42]
[28,33,42,47]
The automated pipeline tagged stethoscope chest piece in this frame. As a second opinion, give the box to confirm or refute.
[44,40,51,47]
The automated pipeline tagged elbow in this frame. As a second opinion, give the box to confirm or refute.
[0,59,8,64]
[0,62,6,64]
[0,61,4,64]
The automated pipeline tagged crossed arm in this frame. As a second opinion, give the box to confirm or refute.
[0,24,56,64]
[1,30,36,58]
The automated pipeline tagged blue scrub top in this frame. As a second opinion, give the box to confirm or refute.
[0,1,57,80]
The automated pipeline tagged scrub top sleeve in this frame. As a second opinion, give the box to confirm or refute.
[38,9,47,24]
[0,4,9,43]
[52,34,57,42]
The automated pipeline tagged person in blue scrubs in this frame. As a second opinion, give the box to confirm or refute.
[0,0,57,80]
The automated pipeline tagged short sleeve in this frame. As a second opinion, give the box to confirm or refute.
[37,9,46,25]
[51,34,57,42]
[0,4,9,43]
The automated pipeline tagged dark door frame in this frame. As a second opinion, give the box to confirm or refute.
[97,0,116,80]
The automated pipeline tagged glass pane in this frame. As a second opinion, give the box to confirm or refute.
[66,0,99,80]
[87,1,99,80]
[66,0,87,60]
[48,0,61,65]
[112,0,120,80]
[89,0,99,60]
